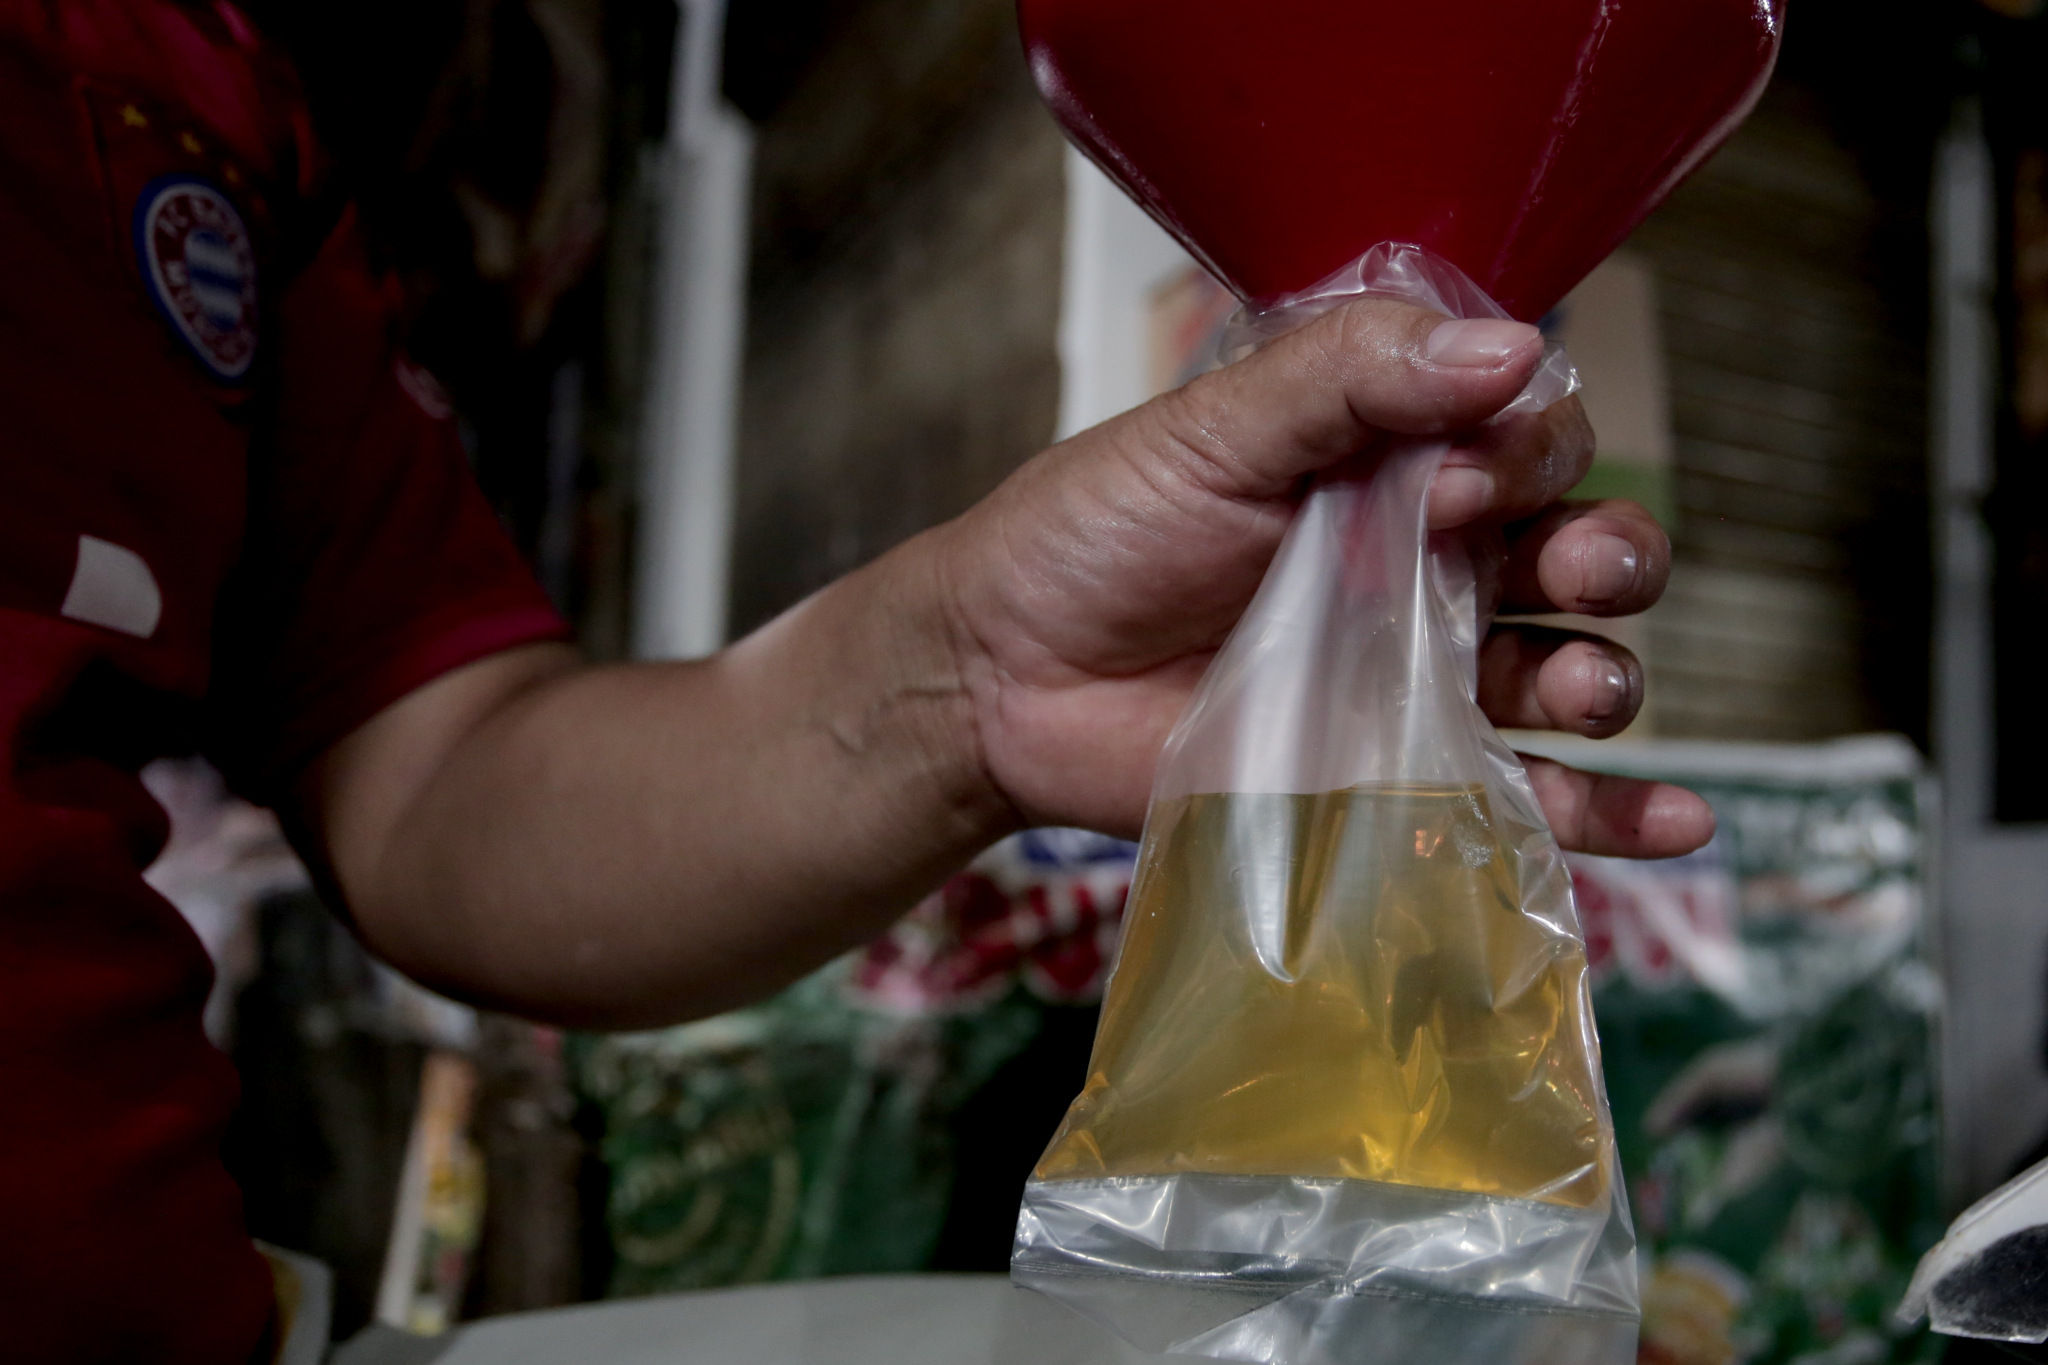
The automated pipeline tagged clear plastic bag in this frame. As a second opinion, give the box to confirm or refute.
[1011,244,1639,1365]
[1899,1153,2048,1346]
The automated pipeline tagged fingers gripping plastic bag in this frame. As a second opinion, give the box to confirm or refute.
[1010,246,1639,1365]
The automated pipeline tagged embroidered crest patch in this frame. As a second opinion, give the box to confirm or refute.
[133,176,257,381]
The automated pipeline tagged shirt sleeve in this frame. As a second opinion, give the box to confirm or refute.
[204,207,570,801]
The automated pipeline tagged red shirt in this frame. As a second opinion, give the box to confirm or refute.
[0,3,567,1359]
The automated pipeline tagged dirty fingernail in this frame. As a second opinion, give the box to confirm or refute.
[1585,657,1632,723]
[1580,532,1641,604]
[1425,318,1541,367]
[1429,466,1495,526]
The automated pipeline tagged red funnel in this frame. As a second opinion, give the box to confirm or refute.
[1020,0,1783,319]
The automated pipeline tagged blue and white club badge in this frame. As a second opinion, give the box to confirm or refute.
[134,177,258,381]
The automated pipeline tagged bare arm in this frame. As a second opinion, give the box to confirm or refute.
[296,538,1008,1030]
[292,298,1711,1030]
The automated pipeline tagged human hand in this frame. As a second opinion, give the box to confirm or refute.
[932,296,1714,857]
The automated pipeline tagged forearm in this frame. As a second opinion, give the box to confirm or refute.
[308,529,1017,1029]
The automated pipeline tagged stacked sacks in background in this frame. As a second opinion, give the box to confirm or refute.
[1554,737,1942,1365]
[573,828,1135,1296]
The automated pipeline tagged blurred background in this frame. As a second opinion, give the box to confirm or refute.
[151,0,2048,1356]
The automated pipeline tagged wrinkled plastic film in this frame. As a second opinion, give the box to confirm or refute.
[1899,1154,2048,1345]
[1012,245,1638,1365]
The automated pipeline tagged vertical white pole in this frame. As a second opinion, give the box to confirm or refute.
[1928,103,2048,1204]
[1931,106,1996,835]
[631,0,753,660]
[1054,148,1205,441]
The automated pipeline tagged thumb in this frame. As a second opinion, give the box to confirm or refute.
[1129,297,1543,502]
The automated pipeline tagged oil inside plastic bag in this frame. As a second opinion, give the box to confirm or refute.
[1034,783,1602,1209]
[1011,246,1637,1365]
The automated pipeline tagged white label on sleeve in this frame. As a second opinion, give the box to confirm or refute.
[60,535,163,639]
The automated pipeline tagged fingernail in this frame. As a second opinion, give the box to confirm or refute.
[1585,658,1631,723]
[1428,466,1494,528]
[1425,318,1541,367]
[1580,533,1641,605]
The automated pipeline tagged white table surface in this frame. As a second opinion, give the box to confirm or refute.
[338,1275,1173,1365]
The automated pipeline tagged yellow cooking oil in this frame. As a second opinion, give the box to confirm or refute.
[1033,784,1606,1208]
